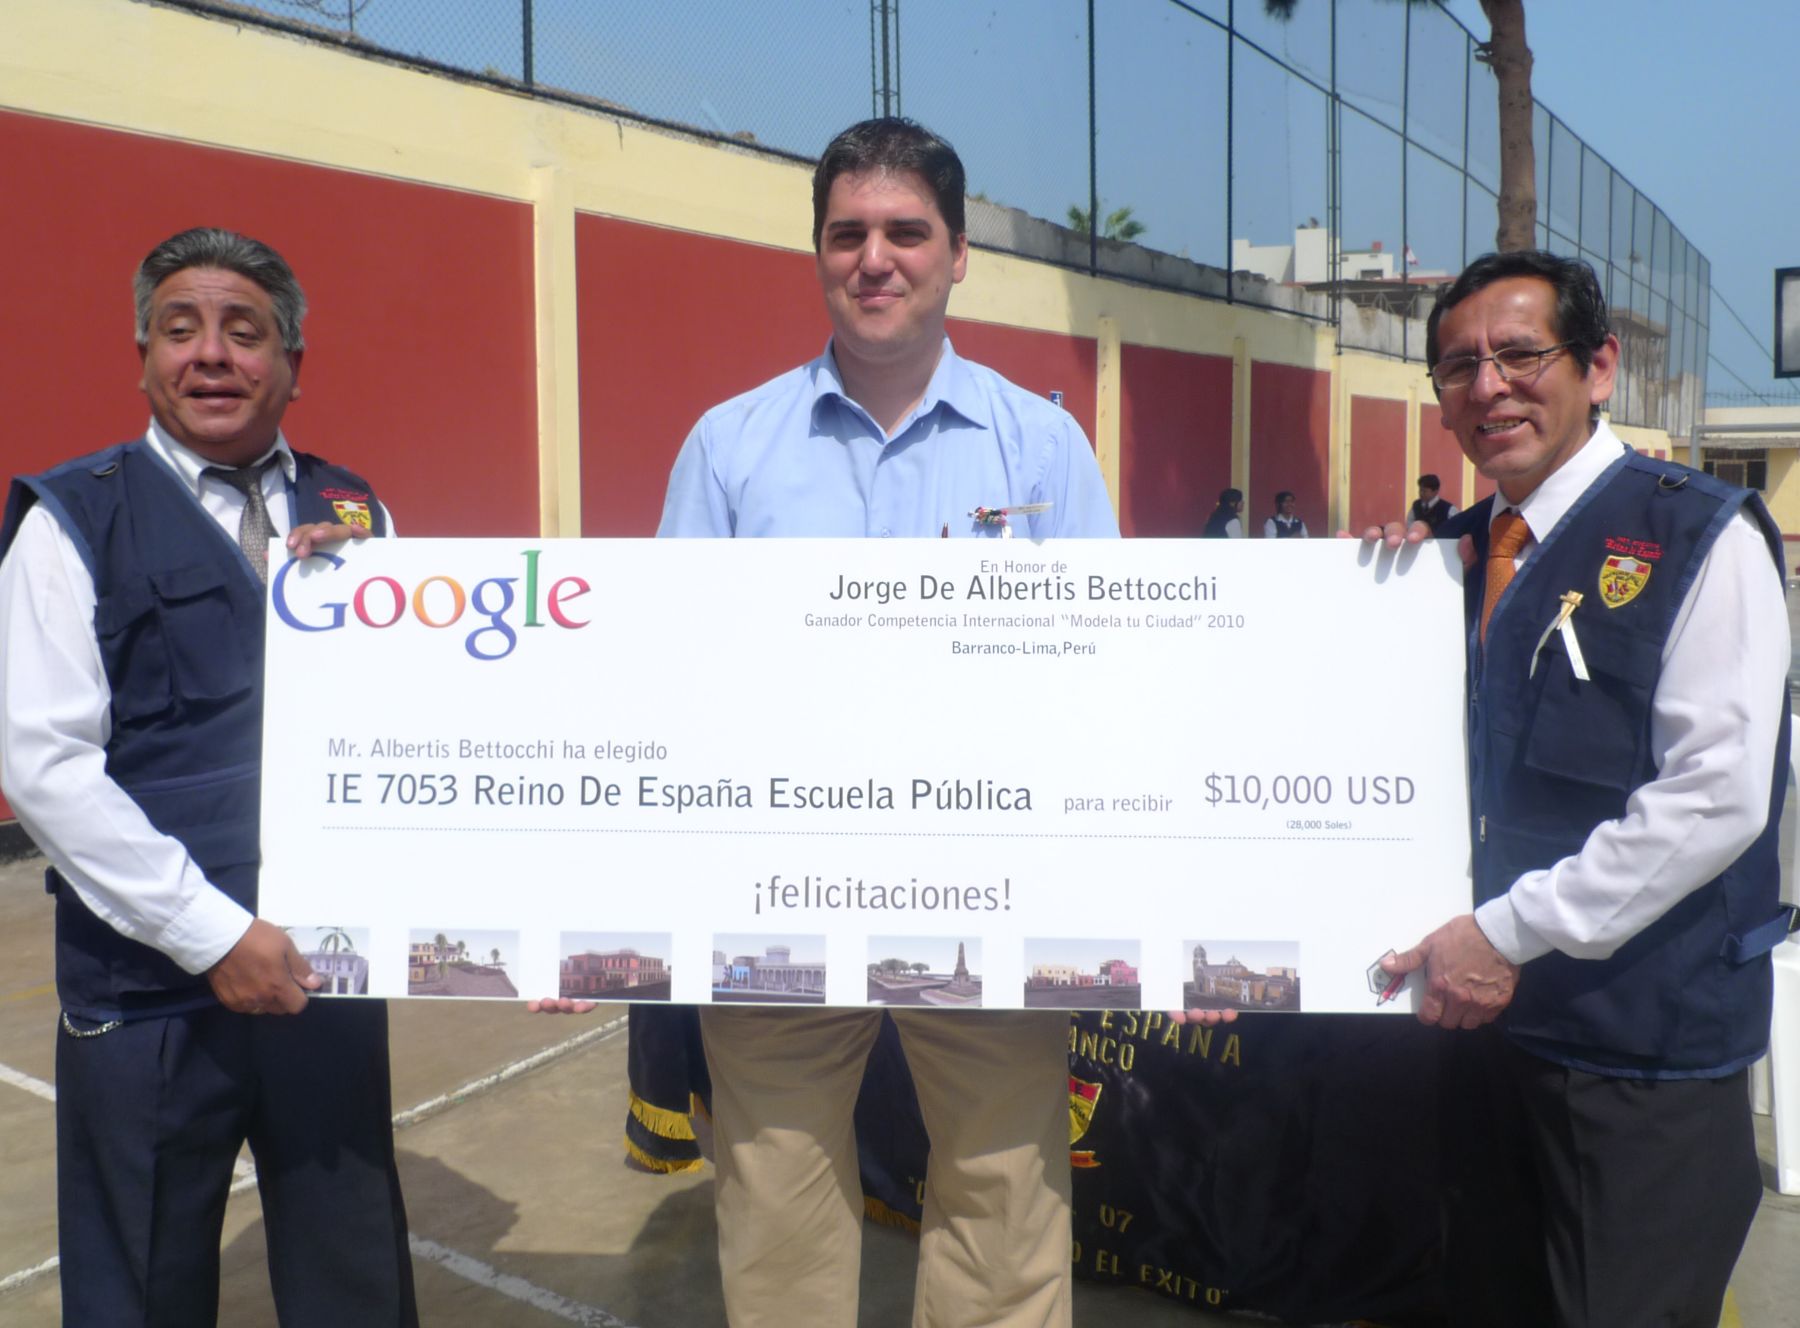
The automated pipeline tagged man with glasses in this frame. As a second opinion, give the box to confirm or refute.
[1376,250,1791,1327]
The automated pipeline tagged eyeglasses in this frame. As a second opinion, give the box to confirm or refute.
[1428,342,1575,392]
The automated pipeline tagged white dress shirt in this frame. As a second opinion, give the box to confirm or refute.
[0,421,385,974]
[1472,422,1791,965]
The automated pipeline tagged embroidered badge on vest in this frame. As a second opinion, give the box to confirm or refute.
[331,499,373,529]
[321,487,374,529]
[1599,554,1651,608]
[1598,535,1661,610]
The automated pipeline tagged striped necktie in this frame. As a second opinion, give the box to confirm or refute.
[204,457,280,585]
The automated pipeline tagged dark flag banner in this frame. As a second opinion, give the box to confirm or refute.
[624,1005,711,1173]
[625,1007,1446,1324]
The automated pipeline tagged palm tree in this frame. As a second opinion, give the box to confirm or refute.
[490,947,503,967]
[1066,203,1147,243]
[1264,0,1536,252]
[318,926,356,954]
[433,932,448,979]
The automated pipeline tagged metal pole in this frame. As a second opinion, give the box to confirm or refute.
[1690,422,1800,435]
[881,1,892,117]
[1088,0,1098,275]
[1329,0,1339,345]
[1542,115,1553,250]
[1626,190,1638,422]
[1604,164,1613,294]
[894,0,902,118]
[1459,31,1470,269]
[1401,0,1410,337]
[1645,208,1661,430]
[522,0,533,87]
[1575,128,1585,259]
[1225,0,1234,302]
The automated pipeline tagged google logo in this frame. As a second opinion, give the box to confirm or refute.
[271,548,589,661]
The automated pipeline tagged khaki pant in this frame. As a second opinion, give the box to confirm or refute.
[700,1007,1072,1328]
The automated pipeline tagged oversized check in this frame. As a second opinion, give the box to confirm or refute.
[259,538,1471,1014]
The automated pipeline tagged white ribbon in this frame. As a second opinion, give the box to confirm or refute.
[1529,594,1590,682]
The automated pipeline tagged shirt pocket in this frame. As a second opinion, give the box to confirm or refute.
[150,564,255,704]
[95,565,253,720]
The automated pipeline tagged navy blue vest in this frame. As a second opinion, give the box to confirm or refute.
[1411,496,1452,532]
[1449,450,1790,1078]
[0,439,386,1021]
[1202,508,1237,538]
[1270,516,1306,539]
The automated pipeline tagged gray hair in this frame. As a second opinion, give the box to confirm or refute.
[133,227,308,352]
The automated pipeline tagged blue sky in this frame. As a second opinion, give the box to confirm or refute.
[1440,0,1800,404]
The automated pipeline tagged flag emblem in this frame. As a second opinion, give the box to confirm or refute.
[332,499,373,529]
[1069,1074,1103,1168]
[1598,554,1650,608]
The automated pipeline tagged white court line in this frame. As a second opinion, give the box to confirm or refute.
[409,1237,638,1328]
[0,1061,55,1104]
[3,1013,635,1317]
[0,1256,59,1297]
[392,1014,628,1130]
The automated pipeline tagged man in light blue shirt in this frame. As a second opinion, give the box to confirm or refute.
[658,117,1117,1328]
[658,338,1116,540]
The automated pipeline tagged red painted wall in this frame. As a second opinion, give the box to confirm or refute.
[575,215,828,535]
[945,320,1097,451]
[0,110,539,536]
[1119,345,1234,537]
[1349,397,1407,533]
[1252,363,1331,534]
[0,111,540,824]
[1417,401,1468,510]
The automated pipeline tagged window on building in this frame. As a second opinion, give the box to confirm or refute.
[1703,449,1767,492]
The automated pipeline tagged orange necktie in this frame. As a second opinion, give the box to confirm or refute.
[1481,509,1530,643]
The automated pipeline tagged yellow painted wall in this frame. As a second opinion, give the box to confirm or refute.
[1761,451,1800,542]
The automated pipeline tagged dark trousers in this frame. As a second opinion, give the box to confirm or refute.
[1441,1029,1761,1328]
[56,998,417,1327]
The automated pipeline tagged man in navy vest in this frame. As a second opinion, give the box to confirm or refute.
[0,228,417,1326]
[1407,473,1456,532]
[1376,251,1792,1327]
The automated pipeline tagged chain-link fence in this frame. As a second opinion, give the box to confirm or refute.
[169,0,1709,438]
